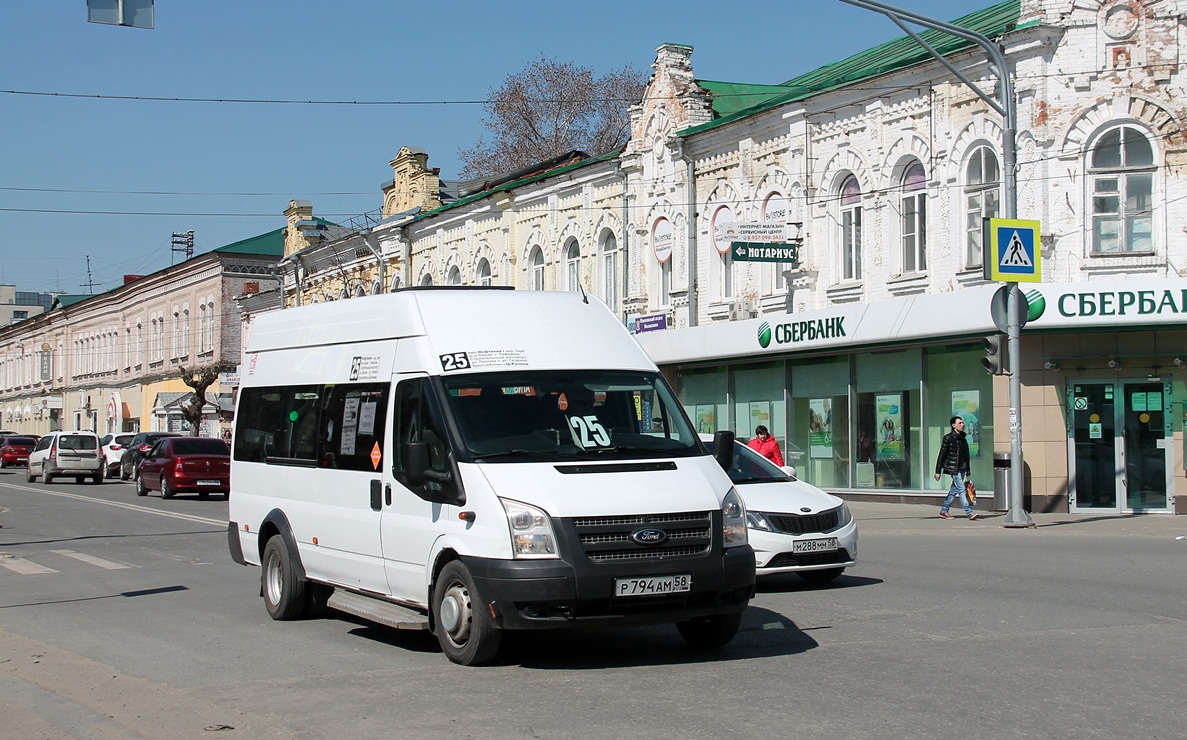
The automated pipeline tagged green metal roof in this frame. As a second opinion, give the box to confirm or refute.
[698,80,796,117]
[51,295,89,309]
[680,0,1029,137]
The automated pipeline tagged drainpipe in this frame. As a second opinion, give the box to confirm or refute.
[619,163,630,322]
[291,258,303,307]
[359,230,384,292]
[676,139,698,327]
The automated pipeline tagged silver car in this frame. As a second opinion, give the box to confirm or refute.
[26,431,105,485]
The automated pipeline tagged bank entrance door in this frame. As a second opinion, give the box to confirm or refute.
[1067,379,1173,513]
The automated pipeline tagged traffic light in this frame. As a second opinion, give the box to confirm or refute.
[981,335,1006,375]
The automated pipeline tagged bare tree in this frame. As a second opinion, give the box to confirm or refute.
[459,56,647,179]
[178,364,225,437]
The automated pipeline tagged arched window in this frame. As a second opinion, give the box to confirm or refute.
[389,273,402,292]
[600,232,618,312]
[964,146,1000,268]
[840,176,862,281]
[565,239,581,292]
[900,161,927,273]
[530,247,545,291]
[1090,125,1154,253]
[712,205,735,300]
[447,266,461,285]
[353,283,367,297]
[420,273,434,287]
[171,308,180,358]
[476,258,492,287]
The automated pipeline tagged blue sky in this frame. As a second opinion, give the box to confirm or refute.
[1,0,994,295]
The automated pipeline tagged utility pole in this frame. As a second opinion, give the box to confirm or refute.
[838,0,1033,527]
[172,229,195,264]
[80,255,99,294]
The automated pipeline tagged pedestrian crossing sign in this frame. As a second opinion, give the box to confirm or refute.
[984,218,1042,283]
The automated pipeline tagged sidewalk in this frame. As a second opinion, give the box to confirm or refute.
[847,500,1187,537]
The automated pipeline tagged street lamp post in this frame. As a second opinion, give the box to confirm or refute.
[838,0,1033,527]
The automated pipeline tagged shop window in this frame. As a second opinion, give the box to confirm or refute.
[1089,125,1154,253]
[790,356,850,488]
[964,145,1000,269]
[854,349,921,490]
[733,362,790,465]
[923,344,994,492]
[678,366,727,435]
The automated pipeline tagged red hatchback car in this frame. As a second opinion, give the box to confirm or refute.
[0,436,38,468]
[135,437,230,499]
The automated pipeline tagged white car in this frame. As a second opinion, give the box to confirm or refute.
[26,430,105,485]
[711,436,858,583]
[99,433,135,478]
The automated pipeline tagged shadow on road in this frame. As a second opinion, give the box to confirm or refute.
[756,572,881,594]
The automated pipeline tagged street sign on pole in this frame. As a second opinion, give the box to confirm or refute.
[730,242,800,263]
[983,218,1042,282]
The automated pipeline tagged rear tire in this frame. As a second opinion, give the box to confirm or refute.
[798,567,844,585]
[433,560,502,666]
[91,473,103,485]
[161,479,174,499]
[262,535,307,620]
[25,466,35,483]
[42,468,53,485]
[677,612,742,650]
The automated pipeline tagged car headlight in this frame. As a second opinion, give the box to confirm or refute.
[746,511,775,532]
[835,501,853,529]
[499,498,559,559]
[722,488,748,547]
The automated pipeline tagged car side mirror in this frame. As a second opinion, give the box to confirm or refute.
[712,430,736,471]
[402,441,459,505]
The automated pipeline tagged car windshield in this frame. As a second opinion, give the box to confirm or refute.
[727,442,793,484]
[171,438,229,455]
[439,370,703,463]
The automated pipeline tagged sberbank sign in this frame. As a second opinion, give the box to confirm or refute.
[1055,289,1187,317]
[757,317,846,348]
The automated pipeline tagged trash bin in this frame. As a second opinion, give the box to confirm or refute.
[993,451,1012,511]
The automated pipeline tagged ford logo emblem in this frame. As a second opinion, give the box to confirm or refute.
[630,528,668,546]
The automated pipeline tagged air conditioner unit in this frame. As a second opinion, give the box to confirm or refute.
[728,300,757,321]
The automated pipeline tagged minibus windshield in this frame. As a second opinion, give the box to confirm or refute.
[440,370,703,462]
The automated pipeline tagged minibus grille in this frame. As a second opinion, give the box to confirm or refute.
[767,509,840,535]
[570,511,713,562]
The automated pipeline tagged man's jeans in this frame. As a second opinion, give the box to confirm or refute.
[941,471,973,515]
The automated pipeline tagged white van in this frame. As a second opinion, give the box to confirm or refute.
[228,288,754,665]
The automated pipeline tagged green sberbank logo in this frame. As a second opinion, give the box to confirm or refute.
[758,322,772,348]
[1024,289,1046,321]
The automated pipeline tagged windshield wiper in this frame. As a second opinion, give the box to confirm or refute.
[730,475,784,484]
[470,449,554,461]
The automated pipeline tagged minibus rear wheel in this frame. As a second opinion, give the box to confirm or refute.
[676,612,742,650]
[433,560,502,666]
[262,535,307,620]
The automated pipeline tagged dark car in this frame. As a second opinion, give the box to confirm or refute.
[0,436,38,468]
[135,437,230,499]
[120,431,183,480]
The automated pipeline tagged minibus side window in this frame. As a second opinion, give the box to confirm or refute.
[234,385,322,464]
[316,383,390,472]
[392,378,449,493]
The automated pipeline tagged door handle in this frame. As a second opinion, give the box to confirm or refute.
[385,484,392,507]
[369,479,382,511]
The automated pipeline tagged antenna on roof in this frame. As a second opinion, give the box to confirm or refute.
[80,255,99,294]
[578,282,589,304]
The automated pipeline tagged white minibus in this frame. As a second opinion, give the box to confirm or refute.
[228,288,754,665]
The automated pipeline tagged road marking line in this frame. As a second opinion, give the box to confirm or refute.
[0,482,225,527]
[0,553,58,574]
[50,549,138,569]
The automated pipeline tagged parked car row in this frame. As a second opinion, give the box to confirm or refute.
[9,429,230,499]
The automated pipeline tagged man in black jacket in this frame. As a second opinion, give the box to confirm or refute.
[934,415,978,520]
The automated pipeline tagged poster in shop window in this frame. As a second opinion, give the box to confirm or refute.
[809,397,832,459]
[951,390,981,458]
[749,402,771,437]
[876,393,903,461]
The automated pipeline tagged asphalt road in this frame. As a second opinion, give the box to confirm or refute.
[1,470,1185,739]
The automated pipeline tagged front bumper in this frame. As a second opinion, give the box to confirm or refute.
[464,544,755,631]
[750,518,859,575]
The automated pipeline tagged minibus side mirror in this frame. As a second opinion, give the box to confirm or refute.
[712,430,736,471]
[403,441,458,504]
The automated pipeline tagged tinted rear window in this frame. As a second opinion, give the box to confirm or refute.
[115,435,135,445]
[171,438,230,455]
[58,435,98,450]
[5,437,37,446]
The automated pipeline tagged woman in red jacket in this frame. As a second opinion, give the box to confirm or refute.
[747,425,784,466]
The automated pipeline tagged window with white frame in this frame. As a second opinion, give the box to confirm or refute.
[389,274,402,292]
[182,307,190,357]
[198,305,208,352]
[530,247,545,291]
[565,239,581,292]
[171,309,180,358]
[205,300,215,350]
[419,274,433,287]
[900,161,927,273]
[136,322,143,365]
[600,232,618,313]
[476,258,492,287]
[1090,125,1154,253]
[839,176,862,281]
[712,205,735,300]
[964,145,1000,268]
[447,266,461,285]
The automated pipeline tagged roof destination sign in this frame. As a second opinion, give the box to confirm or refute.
[731,242,800,263]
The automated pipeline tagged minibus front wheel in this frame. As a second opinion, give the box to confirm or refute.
[433,560,502,666]
[262,534,307,620]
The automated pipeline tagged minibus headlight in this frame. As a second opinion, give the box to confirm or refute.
[722,488,748,547]
[500,498,559,559]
